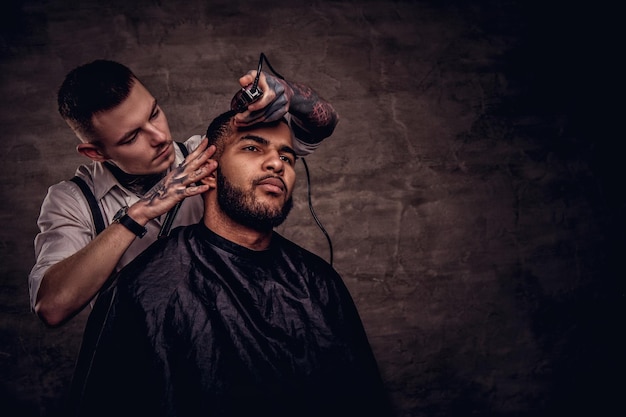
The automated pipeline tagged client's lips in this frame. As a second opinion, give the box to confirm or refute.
[257,177,286,194]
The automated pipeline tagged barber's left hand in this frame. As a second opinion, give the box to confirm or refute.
[234,71,294,127]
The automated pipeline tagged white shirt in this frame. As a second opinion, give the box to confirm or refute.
[28,136,205,309]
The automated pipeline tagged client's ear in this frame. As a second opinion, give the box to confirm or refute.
[200,170,217,189]
[77,143,108,162]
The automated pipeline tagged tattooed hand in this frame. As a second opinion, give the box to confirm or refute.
[234,71,293,126]
[233,71,339,144]
[128,138,217,224]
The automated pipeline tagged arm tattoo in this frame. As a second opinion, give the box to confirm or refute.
[288,82,338,143]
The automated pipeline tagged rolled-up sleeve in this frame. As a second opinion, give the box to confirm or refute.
[28,181,96,310]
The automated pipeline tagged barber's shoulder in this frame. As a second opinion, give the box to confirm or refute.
[44,177,90,206]
[39,163,104,221]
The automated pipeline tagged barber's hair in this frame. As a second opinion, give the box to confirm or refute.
[57,60,137,140]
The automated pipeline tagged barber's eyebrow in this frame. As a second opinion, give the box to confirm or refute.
[239,134,297,159]
[116,99,159,144]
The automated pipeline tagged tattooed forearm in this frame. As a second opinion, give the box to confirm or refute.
[287,82,339,143]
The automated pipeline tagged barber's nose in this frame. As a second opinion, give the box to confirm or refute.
[148,124,168,145]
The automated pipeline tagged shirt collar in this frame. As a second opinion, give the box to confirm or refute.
[91,161,124,200]
[87,142,189,200]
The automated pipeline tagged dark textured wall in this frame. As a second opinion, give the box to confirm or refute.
[1,1,622,416]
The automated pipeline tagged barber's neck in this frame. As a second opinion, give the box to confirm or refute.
[104,162,166,197]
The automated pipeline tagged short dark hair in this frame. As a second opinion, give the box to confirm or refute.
[205,110,238,157]
[57,60,137,140]
[205,111,291,159]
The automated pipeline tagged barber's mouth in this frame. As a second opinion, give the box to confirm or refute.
[155,143,173,161]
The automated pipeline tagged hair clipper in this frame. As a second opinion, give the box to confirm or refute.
[230,84,263,113]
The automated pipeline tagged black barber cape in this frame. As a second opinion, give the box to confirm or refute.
[71,223,392,417]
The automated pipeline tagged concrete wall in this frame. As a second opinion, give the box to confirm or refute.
[1,1,621,416]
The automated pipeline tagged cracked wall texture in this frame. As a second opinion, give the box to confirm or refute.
[0,1,621,416]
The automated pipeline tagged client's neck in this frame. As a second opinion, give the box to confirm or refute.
[203,201,273,251]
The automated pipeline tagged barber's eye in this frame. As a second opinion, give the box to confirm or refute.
[122,132,139,145]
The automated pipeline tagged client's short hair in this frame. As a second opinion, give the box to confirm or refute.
[205,111,289,159]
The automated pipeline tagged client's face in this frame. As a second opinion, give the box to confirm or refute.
[216,121,296,231]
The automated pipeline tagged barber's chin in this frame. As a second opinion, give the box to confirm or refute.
[155,150,175,170]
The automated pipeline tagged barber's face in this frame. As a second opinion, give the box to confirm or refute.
[81,80,175,175]
[216,121,297,230]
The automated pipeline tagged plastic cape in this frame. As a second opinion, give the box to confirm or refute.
[71,223,392,417]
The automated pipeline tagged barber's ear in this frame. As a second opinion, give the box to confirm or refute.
[77,143,108,162]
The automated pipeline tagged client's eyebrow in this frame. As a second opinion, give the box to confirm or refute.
[239,135,296,159]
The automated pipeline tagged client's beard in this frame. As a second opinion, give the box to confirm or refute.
[217,168,293,231]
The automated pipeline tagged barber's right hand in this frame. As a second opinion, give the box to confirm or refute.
[233,71,294,127]
[127,138,217,224]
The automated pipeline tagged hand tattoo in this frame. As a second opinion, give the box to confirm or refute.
[141,165,189,205]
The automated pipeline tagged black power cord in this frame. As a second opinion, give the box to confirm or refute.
[257,53,334,266]
[301,158,333,266]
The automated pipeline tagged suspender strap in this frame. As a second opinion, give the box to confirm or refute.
[71,141,189,239]
[70,176,106,235]
[176,141,190,158]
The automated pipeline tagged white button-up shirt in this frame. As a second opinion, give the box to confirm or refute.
[28,136,206,309]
